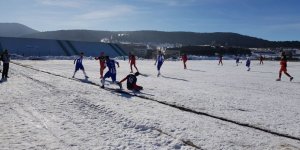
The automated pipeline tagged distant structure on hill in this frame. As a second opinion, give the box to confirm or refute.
[0,37,127,57]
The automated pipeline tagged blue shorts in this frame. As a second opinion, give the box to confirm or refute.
[157,62,163,71]
[75,64,84,71]
[104,71,116,82]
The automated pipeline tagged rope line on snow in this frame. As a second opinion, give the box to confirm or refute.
[12,61,300,143]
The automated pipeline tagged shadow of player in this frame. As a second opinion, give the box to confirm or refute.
[161,75,188,82]
[187,69,206,72]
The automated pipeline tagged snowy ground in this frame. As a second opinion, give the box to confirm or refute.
[1,59,300,149]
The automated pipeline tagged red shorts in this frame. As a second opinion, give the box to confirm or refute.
[280,67,287,72]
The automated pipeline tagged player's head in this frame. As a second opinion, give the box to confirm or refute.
[100,52,104,56]
[134,72,140,76]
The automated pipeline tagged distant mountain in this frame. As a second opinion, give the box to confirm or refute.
[22,30,271,47]
[22,30,113,42]
[1,23,299,48]
[0,23,39,37]
[22,30,300,48]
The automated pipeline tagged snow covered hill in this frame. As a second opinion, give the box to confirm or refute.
[1,60,300,149]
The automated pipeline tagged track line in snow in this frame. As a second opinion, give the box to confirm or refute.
[12,61,300,143]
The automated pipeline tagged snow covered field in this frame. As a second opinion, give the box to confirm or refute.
[1,59,300,149]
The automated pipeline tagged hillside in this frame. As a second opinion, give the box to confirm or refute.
[22,30,113,42]
[22,30,300,48]
[1,23,299,48]
[22,30,272,47]
[0,23,39,37]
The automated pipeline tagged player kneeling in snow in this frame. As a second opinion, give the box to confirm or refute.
[118,72,143,91]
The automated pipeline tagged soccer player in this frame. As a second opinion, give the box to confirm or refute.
[181,53,188,69]
[276,52,293,81]
[259,55,264,65]
[154,51,164,77]
[236,55,240,66]
[72,52,88,79]
[129,53,139,73]
[95,52,106,78]
[119,72,143,91]
[101,56,120,88]
[1,49,10,80]
[218,54,223,66]
[246,57,251,71]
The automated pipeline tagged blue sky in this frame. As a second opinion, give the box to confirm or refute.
[0,0,300,41]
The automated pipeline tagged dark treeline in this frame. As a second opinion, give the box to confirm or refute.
[168,46,252,56]
[1,23,300,49]
[22,31,300,48]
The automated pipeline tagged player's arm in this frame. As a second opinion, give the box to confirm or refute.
[119,75,129,83]
[95,57,99,60]
[73,58,76,64]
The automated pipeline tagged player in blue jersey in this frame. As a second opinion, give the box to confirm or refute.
[101,56,120,88]
[246,57,251,71]
[154,51,164,77]
[236,55,240,66]
[72,52,89,79]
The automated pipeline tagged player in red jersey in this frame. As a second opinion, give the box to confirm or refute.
[118,72,143,91]
[259,55,264,65]
[95,52,106,78]
[129,53,139,73]
[181,53,188,69]
[276,52,293,81]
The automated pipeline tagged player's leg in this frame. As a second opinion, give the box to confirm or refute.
[157,62,162,76]
[130,64,133,73]
[4,63,9,78]
[283,70,291,77]
[72,66,79,78]
[111,73,117,84]
[133,84,143,91]
[134,63,139,72]
[277,69,283,81]
[80,65,88,78]
[2,64,6,79]
[101,72,111,88]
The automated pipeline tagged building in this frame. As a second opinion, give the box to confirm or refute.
[0,37,126,57]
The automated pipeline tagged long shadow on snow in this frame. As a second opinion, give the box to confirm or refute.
[109,90,133,99]
[187,69,206,72]
[250,71,274,74]
[76,78,97,84]
[0,79,7,83]
[161,75,188,82]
